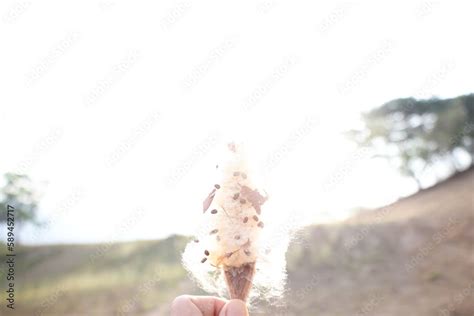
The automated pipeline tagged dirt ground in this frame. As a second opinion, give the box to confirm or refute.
[270,167,474,316]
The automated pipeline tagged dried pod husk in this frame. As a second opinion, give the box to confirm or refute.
[224,262,256,301]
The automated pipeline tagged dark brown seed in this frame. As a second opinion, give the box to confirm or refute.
[240,199,246,204]
[201,257,207,263]
[214,184,221,189]
[243,217,249,223]
[233,171,240,176]
[234,235,241,240]
[258,221,264,228]
[233,193,240,200]
[210,229,218,235]
[204,250,210,256]
[241,173,247,179]
[194,239,199,243]
[244,249,251,256]
[253,215,259,222]
[211,209,218,214]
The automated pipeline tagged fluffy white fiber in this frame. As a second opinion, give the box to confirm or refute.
[182,143,290,303]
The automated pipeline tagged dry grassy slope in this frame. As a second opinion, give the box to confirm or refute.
[276,167,474,316]
[13,236,198,315]
[10,168,474,316]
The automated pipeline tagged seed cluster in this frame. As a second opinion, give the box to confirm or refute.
[199,151,268,266]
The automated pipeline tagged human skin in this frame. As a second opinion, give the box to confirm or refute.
[170,295,249,316]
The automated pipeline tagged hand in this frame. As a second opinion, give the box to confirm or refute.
[171,295,249,316]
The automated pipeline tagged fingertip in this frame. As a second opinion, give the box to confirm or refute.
[219,299,249,316]
[170,295,201,316]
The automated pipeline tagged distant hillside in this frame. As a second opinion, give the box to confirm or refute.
[280,167,473,316]
[12,169,474,315]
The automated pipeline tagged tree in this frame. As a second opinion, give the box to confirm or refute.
[0,173,39,226]
[348,94,474,189]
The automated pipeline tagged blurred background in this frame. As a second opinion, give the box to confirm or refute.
[0,1,473,315]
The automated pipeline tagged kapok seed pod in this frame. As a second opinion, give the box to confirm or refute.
[182,142,270,302]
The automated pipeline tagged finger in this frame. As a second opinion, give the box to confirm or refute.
[171,295,227,316]
[171,295,203,316]
[189,296,227,316]
[218,299,249,316]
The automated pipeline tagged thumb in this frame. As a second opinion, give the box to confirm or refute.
[218,299,249,316]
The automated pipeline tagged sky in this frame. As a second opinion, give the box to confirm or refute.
[0,1,473,245]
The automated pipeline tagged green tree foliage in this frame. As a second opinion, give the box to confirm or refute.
[349,94,474,188]
[0,173,39,224]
